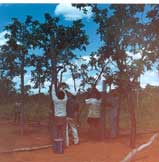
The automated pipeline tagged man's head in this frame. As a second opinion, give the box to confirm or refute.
[88,86,101,99]
[58,82,68,91]
[57,90,65,100]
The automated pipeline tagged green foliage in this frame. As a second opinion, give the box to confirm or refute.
[30,55,46,93]
[1,16,36,96]
[0,12,89,94]
[77,4,159,96]
[24,13,89,89]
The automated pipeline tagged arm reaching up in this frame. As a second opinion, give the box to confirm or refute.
[51,84,58,101]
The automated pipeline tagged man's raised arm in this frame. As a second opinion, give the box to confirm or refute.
[51,84,58,101]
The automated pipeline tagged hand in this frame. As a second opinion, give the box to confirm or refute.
[66,117,73,122]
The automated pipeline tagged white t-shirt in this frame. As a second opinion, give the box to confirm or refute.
[85,98,101,118]
[51,85,67,117]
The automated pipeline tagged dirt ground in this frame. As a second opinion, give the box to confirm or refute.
[0,120,159,162]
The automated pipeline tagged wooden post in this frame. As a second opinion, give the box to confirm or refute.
[20,60,25,135]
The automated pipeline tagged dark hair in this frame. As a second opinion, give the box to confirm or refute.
[88,87,101,99]
[57,90,65,100]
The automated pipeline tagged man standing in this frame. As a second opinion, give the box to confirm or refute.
[85,86,102,139]
[66,93,80,146]
[13,101,22,123]
[51,82,68,152]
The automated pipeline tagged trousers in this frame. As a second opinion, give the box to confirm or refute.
[66,118,79,146]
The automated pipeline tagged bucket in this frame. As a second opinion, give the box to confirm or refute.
[53,138,64,154]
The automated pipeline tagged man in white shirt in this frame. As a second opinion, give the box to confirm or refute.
[51,83,68,152]
[85,86,102,139]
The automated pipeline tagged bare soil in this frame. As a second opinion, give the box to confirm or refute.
[0,120,158,162]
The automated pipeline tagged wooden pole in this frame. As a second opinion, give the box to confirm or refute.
[1,145,53,154]
[120,133,158,162]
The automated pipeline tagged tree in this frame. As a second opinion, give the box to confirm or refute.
[34,13,89,90]
[91,4,159,147]
[75,4,159,147]
[145,5,159,70]
[0,77,16,103]
[0,52,6,78]
[69,63,81,92]
[1,16,36,134]
[30,55,46,94]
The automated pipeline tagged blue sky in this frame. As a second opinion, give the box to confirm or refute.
[0,3,159,94]
[0,4,102,55]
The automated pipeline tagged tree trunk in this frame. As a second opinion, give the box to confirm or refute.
[129,105,136,148]
[101,80,106,139]
[51,37,57,87]
[59,68,66,84]
[116,95,121,136]
[20,56,25,135]
[73,78,76,92]
[38,86,41,94]
[128,91,136,148]
[38,74,41,94]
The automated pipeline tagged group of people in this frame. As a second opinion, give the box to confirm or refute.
[85,86,119,140]
[13,81,119,154]
[51,82,120,153]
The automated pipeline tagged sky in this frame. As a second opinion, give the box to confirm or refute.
[0,3,159,94]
